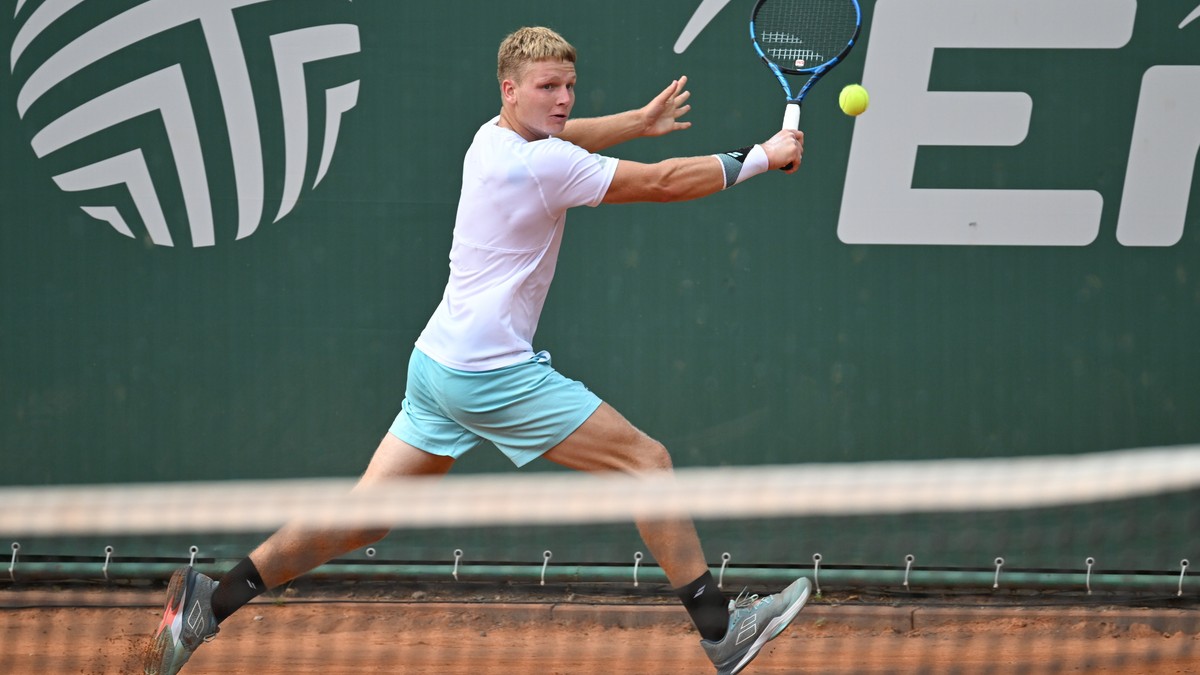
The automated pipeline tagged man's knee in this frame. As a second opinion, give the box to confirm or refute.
[631,436,674,474]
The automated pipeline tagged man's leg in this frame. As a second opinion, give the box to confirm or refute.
[243,433,454,589]
[541,402,708,587]
[540,402,811,675]
[145,434,453,675]
[541,402,729,644]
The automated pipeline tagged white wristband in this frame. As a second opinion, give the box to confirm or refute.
[715,144,769,189]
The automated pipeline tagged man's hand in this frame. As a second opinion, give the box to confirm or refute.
[560,76,693,152]
[639,76,693,138]
[760,128,805,173]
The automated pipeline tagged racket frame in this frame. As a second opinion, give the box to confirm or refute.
[749,0,863,129]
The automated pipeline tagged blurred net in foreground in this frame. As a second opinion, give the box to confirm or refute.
[2,445,1199,673]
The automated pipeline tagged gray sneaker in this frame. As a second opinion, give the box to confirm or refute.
[701,577,811,675]
[144,567,220,674]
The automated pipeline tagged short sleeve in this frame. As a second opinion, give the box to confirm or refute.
[523,138,618,214]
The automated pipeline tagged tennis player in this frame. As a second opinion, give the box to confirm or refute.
[146,26,809,675]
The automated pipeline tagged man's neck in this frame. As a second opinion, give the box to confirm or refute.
[497,108,545,142]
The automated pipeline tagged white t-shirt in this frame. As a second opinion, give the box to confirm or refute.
[415,118,619,371]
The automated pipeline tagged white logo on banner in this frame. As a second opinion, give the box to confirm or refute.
[674,0,735,54]
[675,0,1200,247]
[839,0,1200,247]
[10,0,360,247]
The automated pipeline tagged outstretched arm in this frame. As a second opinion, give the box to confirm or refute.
[602,128,805,204]
[559,76,693,153]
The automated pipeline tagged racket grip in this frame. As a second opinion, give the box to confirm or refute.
[782,103,801,131]
[781,103,801,170]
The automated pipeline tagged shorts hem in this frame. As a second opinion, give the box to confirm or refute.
[506,395,603,468]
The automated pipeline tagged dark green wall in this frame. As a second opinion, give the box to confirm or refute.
[3,1,1198,568]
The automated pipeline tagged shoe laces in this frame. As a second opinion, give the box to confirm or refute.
[730,588,761,611]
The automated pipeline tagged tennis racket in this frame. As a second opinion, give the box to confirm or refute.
[750,0,862,133]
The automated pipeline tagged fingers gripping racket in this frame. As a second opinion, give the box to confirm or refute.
[750,0,862,132]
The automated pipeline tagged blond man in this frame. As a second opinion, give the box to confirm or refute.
[147,26,808,675]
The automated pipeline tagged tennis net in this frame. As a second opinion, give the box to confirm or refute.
[3,445,1199,673]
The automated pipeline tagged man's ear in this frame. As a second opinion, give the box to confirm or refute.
[500,78,517,104]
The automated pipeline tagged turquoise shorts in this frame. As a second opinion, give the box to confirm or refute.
[389,348,602,467]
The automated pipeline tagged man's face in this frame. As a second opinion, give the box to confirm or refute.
[502,59,576,141]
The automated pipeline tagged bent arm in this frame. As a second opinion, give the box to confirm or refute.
[561,110,651,154]
[560,77,693,153]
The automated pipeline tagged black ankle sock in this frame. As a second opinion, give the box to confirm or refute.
[675,571,728,642]
[210,557,267,624]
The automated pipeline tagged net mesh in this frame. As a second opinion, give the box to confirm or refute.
[752,0,859,72]
[3,446,1199,673]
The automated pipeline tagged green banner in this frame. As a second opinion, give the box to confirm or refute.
[2,0,1198,568]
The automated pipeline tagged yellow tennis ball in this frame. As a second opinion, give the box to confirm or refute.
[839,84,869,116]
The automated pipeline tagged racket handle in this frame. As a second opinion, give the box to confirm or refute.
[781,103,801,170]
[782,103,801,131]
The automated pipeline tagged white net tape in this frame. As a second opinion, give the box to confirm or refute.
[5,445,1200,536]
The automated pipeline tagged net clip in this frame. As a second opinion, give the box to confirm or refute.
[718,552,732,589]
[8,542,18,583]
[453,549,463,581]
[188,546,199,567]
[102,546,115,582]
[1085,557,1096,595]
[812,553,822,596]
[540,550,552,586]
[1179,559,1190,597]
[633,551,643,588]
[992,557,1005,589]
[903,554,915,588]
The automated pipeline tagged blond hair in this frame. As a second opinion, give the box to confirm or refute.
[497,26,576,85]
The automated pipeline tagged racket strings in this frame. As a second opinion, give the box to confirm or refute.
[753,0,857,71]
